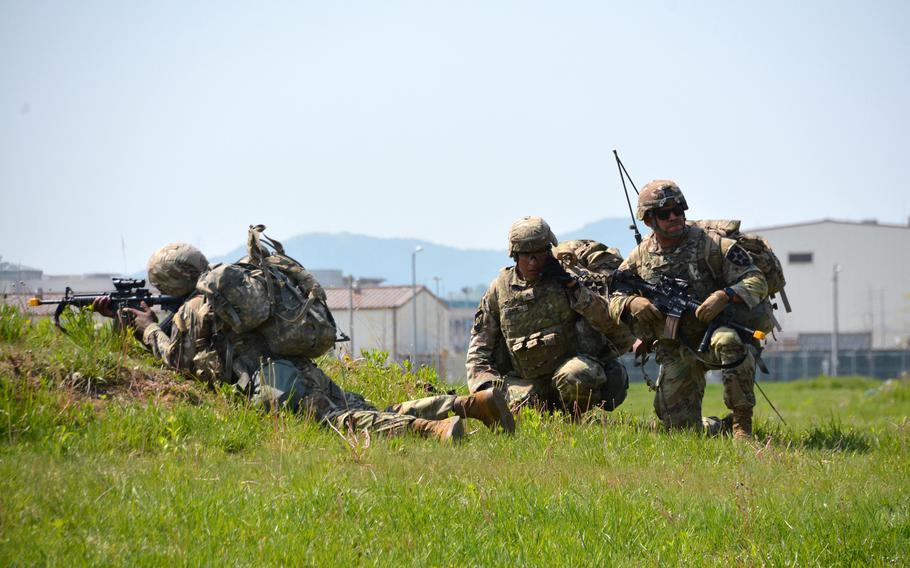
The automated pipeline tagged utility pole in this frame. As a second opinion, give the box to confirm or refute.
[347,275,356,356]
[411,246,423,364]
[432,276,443,376]
[832,264,842,377]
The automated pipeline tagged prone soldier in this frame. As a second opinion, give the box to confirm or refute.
[94,239,514,442]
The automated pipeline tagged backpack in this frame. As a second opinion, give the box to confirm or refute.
[553,238,636,359]
[196,225,338,358]
[692,220,791,313]
[553,239,624,296]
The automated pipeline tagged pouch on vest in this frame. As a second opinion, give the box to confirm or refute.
[244,225,338,358]
[508,327,570,379]
[196,263,272,333]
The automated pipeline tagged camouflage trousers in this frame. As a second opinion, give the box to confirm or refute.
[652,326,756,430]
[251,358,456,436]
[501,355,628,414]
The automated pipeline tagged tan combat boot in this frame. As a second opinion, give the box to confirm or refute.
[454,389,516,434]
[732,409,753,440]
[410,416,464,442]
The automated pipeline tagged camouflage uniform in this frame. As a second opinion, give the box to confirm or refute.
[467,265,634,413]
[610,222,769,430]
[139,241,464,436]
[142,295,462,435]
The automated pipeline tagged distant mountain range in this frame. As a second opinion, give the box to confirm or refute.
[211,217,641,296]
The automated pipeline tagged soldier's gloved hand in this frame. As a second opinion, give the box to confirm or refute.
[695,290,730,323]
[122,301,158,338]
[628,297,663,324]
[543,255,577,288]
[91,295,116,318]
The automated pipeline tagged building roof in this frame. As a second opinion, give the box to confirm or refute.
[1,261,41,271]
[324,285,444,310]
[746,218,910,233]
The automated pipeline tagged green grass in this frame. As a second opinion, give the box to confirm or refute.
[1,305,908,565]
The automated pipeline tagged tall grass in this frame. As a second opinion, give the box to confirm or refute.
[0,303,30,342]
[0,303,908,565]
[320,349,460,406]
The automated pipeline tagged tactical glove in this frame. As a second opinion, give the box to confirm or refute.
[695,290,730,323]
[628,296,663,324]
[122,301,158,339]
[543,255,577,288]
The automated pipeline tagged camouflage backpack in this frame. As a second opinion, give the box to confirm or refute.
[553,239,635,360]
[692,220,790,312]
[553,239,624,296]
[196,225,338,358]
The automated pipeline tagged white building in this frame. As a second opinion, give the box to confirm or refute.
[1,259,123,297]
[749,219,910,350]
[1,261,126,317]
[324,285,455,378]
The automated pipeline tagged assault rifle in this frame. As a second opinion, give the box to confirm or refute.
[28,278,184,334]
[610,270,766,353]
[612,269,788,423]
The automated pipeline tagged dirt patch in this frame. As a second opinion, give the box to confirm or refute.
[0,346,208,407]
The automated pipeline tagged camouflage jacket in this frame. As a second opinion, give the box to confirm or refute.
[466,266,633,392]
[609,224,769,343]
[141,294,267,387]
[142,295,209,373]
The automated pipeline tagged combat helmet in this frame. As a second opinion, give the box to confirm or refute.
[508,216,558,256]
[636,180,688,220]
[146,243,209,296]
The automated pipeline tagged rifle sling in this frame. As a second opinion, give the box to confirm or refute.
[676,331,749,370]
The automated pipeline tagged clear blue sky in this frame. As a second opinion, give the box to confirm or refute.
[1,1,908,274]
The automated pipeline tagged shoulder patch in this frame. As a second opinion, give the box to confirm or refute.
[726,244,752,267]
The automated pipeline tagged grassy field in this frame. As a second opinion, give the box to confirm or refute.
[1,305,908,566]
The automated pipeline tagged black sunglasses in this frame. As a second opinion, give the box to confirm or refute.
[653,205,685,221]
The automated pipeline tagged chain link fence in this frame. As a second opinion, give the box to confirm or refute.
[620,349,910,383]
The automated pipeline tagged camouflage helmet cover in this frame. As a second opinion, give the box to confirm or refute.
[146,243,209,296]
[508,216,558,255]
[636,179,688,220]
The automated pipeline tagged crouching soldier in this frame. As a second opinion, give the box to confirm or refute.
[466,216,634,416]
[609,181,771,439]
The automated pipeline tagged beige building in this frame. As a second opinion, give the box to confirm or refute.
[324,285,458,379]
[749,219,910,350]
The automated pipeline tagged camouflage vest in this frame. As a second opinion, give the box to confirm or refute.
[630,225,774,337]
[493,269,577,380]
[168,292,268,389]
[631,225,722,301]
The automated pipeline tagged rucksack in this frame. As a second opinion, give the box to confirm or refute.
[553,239,624,296]
[196,225,339,358]
[553,238,636,359]
[692,219,791,313]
